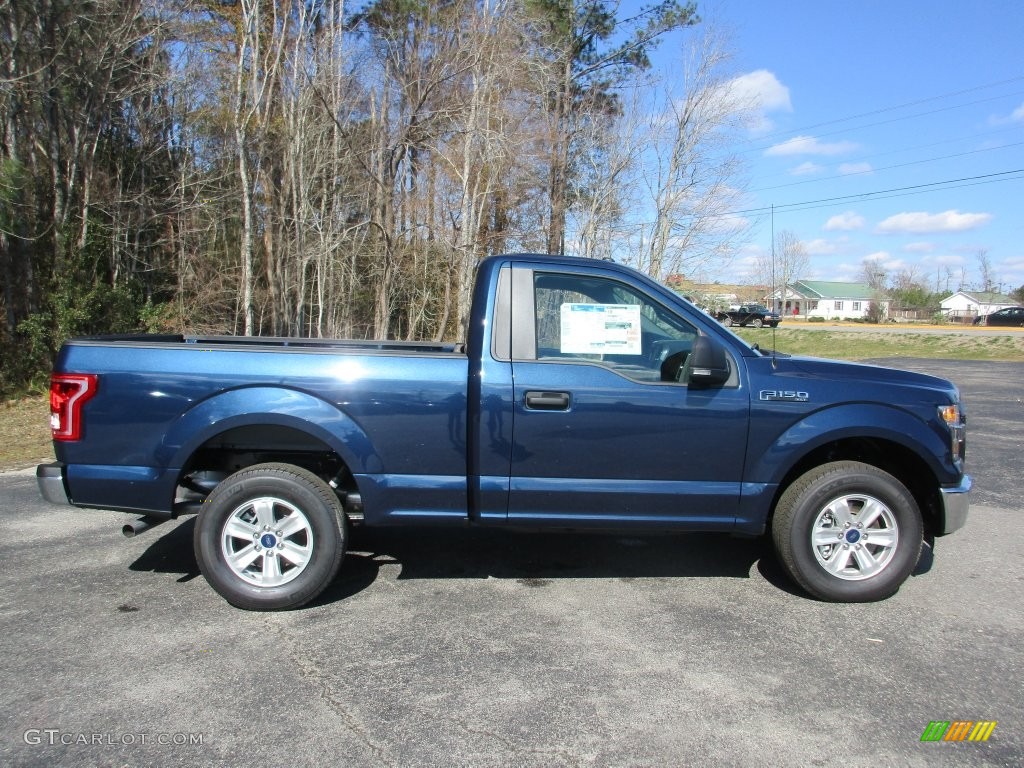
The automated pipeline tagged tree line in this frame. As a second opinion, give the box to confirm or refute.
[0,0,770,396]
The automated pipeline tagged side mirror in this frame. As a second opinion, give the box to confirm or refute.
[687,336,730,387]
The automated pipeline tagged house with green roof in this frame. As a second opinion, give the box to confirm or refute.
[768,280,889,320]
[939,290,1015,322]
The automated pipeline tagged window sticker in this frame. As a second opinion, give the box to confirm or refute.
[560,303,642,354]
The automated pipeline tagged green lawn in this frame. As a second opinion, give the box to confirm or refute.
[732,327,1024,361]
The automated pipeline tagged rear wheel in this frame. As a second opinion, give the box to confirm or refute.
[194,463,346,610]
[771,461,922,602]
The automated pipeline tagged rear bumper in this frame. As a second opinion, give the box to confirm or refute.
[37,462,70,506]
[938,474,971,535]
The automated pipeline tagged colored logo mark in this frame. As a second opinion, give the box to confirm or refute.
[921,721,997,742]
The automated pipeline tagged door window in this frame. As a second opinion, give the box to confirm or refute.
[533,272,697,383]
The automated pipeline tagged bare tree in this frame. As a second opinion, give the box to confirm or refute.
[231,0,288,335]
[566,85,644,262]
[441,0,532,335]
[860,260,889,290]
[976,248,996,292]
[632,26,750,280]
[526,0,698,255]
[755,229,809,302]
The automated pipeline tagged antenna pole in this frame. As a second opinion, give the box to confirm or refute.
[770,204,775,306]
[771,205,778,363]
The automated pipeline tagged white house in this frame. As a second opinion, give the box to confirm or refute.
[940,291,1015,321]
[768,280,889,320]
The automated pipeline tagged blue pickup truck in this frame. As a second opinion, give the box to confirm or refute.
[37,254,970,610]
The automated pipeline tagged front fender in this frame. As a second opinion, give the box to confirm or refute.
[749,402,956,487]
[158,386,381,474]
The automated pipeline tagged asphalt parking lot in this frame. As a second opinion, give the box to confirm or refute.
[1,358,1021,767]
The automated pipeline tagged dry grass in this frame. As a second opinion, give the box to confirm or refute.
[0,395,53,469]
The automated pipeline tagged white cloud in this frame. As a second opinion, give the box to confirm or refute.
[730,254,760,281]
[1000,258,1024,290]
[765,135,859,157]
[930,253,967,267]
[790,161,823,176]
[990,101,1024,125]
[876,210,993,234]
[903,241,935,253]
[838,162,873,175]
[805,238,838,255]
[727,70,792,132]
[861,252,907,274]
[824,211,865,231]
[831,262,863,282]
[728,70,792,111]
[703,213,752,236]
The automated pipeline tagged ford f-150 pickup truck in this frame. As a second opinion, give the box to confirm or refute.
[37,254,970,610]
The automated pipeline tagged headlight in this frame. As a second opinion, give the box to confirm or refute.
[938,403,966,464]
[937,404,959,425]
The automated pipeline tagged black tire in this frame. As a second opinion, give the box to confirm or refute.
[751,318,764,328]
[771,461,922,602]
[194,463,346,610]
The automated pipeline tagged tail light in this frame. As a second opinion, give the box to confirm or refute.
[50,374,98,441]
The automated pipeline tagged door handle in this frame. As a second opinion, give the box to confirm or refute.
[525,391,571,411]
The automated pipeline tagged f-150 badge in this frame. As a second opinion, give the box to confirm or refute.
[760,390,809,402]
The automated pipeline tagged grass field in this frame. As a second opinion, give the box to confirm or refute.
[3,327,1023,469]
[732,327,1024,361]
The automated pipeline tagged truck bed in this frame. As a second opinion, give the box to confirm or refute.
[51,336,472,520]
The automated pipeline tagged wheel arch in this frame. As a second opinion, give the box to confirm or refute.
[160,387,377,510]
[767,436,944,539]
[751,404,955,540]
[163,387,377,468]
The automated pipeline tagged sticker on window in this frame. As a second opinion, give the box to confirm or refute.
[560,304,642,354]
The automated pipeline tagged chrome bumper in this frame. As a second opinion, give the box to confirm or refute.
[37,463,70,506]
[938,474,971,535]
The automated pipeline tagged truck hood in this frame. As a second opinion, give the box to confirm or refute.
[772,355,960,402]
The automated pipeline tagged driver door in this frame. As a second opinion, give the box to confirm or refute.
[507,263,750,529]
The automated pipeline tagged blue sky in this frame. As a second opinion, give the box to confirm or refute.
[641,0,1024,292]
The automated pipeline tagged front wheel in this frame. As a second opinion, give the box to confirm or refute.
[194,463,346,610]
[751,318,764,328]
[771,461,922,602]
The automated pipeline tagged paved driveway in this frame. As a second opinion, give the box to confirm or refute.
[1,359,1021,767]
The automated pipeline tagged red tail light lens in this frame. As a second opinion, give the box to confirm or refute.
[50,374,98,441]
